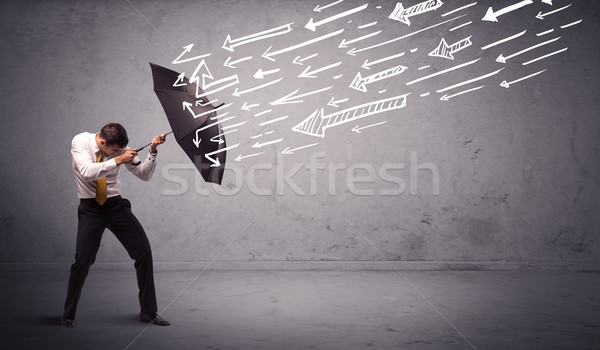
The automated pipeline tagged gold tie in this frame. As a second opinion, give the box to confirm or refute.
[95,151,107,205]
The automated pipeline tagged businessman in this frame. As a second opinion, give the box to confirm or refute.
[62,123,170,328]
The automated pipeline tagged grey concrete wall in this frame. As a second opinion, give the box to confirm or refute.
[0,0,598,264]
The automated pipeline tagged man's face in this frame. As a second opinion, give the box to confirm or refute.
[99,140,123,155]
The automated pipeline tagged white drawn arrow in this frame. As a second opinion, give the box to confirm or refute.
[172,44,211,64]
[429,36,472,60]
[292,53,318,65]
[536,4,571,20]
[500,69,546,88]
[235,152,264,161]
[352,120,388,133]
[252,138,284,148]
[182,101,232,119]
[298,61,341,78]
[172,72,187,87]
[262,29,344,61]
[282,143,320,155]
[270,86,332,105]
[189,60,239,98]
[349,64,407,92]
[292,93,409,138]
[210,129,238,144]
[496,36,561,63]
[338,30,382,48]
[482,0,533,22]
[481,30,526,50]
[223,56,252,68]
[439,85,485,101]
[347,15,464,55]
[328,96,349,107]
[389,0,444,26]
[436,68,504,93]
[362,51,405,69]
[241,102,259,111]
[232,78,283,97]
[305,3,368,31]
[193,130,202,148]
[222,23,293,52]
[314,0,344,12]
[205,143,239,167]
[254,68,281,79]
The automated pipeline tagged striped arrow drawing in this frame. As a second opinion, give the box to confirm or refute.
[222,23,293,52]
[292,93,409,138]
[305,3,368,31]
[349,64,407,92]
[482,0,533,22]
[389,0,444,26]
[429,36,472,60]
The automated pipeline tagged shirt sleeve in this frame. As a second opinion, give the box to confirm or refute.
[71,135,118,181]
[125,150,158,181]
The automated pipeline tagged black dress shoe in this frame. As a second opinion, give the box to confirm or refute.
[139,312,171,326]
[61,317,75,328]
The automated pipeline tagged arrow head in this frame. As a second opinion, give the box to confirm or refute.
[232,88,241,97]
[282,147,293,155]
[429,38,454,60]
[338,39,349,48]
[351,125,361,133]
[496,54,506,63]
[361,60,371,70]
[500,81,510,88]
[210,157,221,167]
[439,95,450,101]
[482,7,498,22]
[222,35,234,52]
[235,154,243,161]
[193,137,201,148]
[182,101,192,110]
[253,69,265,79]
[298,66,316,78]
[292,56,303,65]
[251,141,261,149]
[349,72,367,92]
[313,4,322,12]
[305,18,316,31]
[347,47,358,56]
[223,57,235,68]
[261,46,275,61]
[182,44,194,52]
[535,11,544,20]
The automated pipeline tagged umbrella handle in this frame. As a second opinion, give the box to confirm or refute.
[131,131,174,166]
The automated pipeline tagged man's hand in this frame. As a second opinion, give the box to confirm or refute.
[115,149,138,165]
[150,133,168,153]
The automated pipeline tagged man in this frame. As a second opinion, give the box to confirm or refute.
[62,123,170,328]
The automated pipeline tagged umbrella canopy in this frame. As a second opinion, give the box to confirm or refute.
[150,62,226,185]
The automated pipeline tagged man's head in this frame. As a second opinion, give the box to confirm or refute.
[97,123,129,155]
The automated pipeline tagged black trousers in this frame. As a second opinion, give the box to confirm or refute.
[63,195,158,319]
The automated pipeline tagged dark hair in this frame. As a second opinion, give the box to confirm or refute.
[99,123,129,148]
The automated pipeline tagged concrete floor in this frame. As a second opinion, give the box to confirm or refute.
[0,268,599,350]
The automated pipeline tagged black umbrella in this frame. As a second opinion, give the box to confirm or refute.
[149,62,227,185]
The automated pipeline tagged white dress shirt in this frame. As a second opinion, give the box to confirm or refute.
[71,132,158,199]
